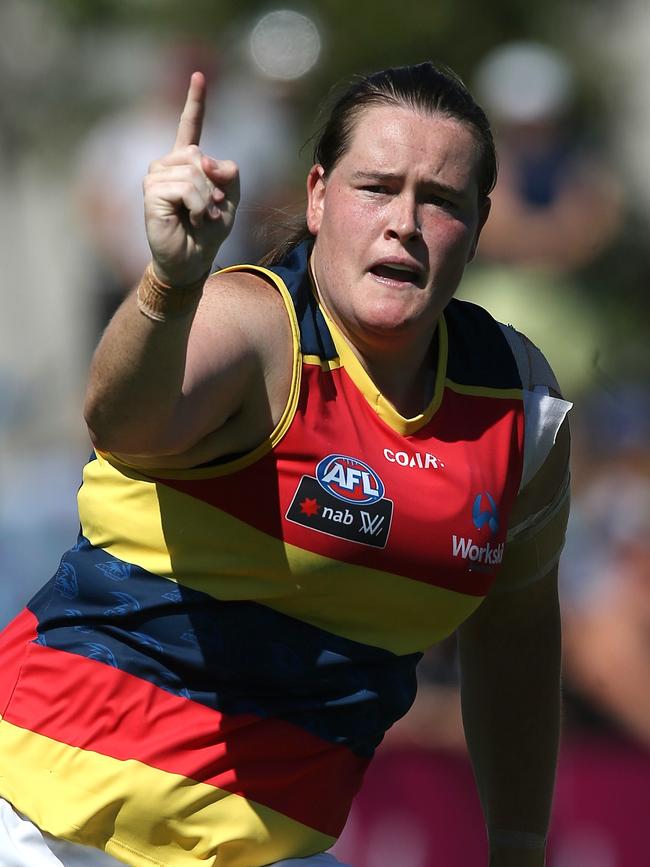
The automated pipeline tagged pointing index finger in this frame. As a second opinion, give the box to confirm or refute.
[174,71,206,151]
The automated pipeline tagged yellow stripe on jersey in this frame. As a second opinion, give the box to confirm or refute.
[0,721,334,867]
[444,379,524,400]
[79,454,482,655]
[302,354,343,370]
[215,264,303,462]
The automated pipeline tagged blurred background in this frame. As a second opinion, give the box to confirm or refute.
[0,1,648,864]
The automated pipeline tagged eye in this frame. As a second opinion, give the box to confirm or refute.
[361,184,392,195]
[424,193,453,208]
[422,191,460,211]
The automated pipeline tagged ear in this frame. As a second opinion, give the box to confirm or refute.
[467,197,491,262]
[306,164,327,235]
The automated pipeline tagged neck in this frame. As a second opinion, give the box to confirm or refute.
[364,341,438,417]
[309,254,439,415]
[308,254,440,416]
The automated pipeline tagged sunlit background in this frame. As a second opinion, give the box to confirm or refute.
[0,2,648,865]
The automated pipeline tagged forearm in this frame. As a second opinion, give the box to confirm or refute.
[84,271,202,455]
[457,570,561,866]
[84,73,241,458]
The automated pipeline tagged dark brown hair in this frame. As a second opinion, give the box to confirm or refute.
[259,61,497,266]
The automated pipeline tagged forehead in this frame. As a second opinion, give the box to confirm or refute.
[340,103,481,189]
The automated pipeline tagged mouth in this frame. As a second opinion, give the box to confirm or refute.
[369,261,423,287]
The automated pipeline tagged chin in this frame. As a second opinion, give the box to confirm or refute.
[361,312,420,338]
[366,299,427,328]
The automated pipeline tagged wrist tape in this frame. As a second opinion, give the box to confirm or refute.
[136,263,207,322]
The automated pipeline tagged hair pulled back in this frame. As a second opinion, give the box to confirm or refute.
[259,61,497,266]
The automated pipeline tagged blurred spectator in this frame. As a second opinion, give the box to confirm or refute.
[74,37,298,336]
[473,40,623,272]
[550,386,650,867]
[458,41,625,399]
[560,387,650,745]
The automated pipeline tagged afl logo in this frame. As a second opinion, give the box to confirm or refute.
[316,454,385,505]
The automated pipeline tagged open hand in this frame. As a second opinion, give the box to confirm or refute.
[143,71,240,286]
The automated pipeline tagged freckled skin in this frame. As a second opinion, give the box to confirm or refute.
[306,105,490,363]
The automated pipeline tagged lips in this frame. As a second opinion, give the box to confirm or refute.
[370,261,422,285]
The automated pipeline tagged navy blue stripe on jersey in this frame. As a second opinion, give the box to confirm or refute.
[270,242,338,361]
[445,298,523,390]
[27,536,420,757]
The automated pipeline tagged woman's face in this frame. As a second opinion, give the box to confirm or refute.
[306,104,490,355]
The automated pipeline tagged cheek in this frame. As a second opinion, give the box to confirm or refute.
[424,221,477,289]
[321,190,376,240]
[427,219,476,260]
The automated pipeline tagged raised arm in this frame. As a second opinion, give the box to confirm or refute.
[83,73,291,465]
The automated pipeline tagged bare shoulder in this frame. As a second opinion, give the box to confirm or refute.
[186,263,294,384]
[192,267,291,357]
[201,267,289,314]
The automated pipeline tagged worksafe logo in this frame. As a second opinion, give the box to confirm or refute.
[286,454,393,548]
[472,491,499,536]
[451,491,503,572]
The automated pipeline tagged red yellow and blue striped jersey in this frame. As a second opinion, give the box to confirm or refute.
[0,242,525,866]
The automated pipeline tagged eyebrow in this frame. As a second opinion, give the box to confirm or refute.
[350,170,466,198]
[351,171,400,182]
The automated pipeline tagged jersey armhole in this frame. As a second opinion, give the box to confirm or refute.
[490,324,573,592]
[499,324,572,491]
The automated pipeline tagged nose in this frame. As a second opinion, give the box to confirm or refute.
[384,195,421,242]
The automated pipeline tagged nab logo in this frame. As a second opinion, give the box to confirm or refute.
[316,454,384,505]
[286,454,393,548]
[472,491,499,536]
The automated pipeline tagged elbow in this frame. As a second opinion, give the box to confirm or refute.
[83,392,106,449]
[83,397,189,458]
[83,408,126,455]
[84,413,115,455]
[83,395,156,456]
[83,387,127,452]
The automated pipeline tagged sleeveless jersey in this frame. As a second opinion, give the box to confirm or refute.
[0,242,525,866]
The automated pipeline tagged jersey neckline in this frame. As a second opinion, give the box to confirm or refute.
[307,258,448,436]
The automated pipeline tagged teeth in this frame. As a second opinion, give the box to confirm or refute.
[385,263,414,272]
